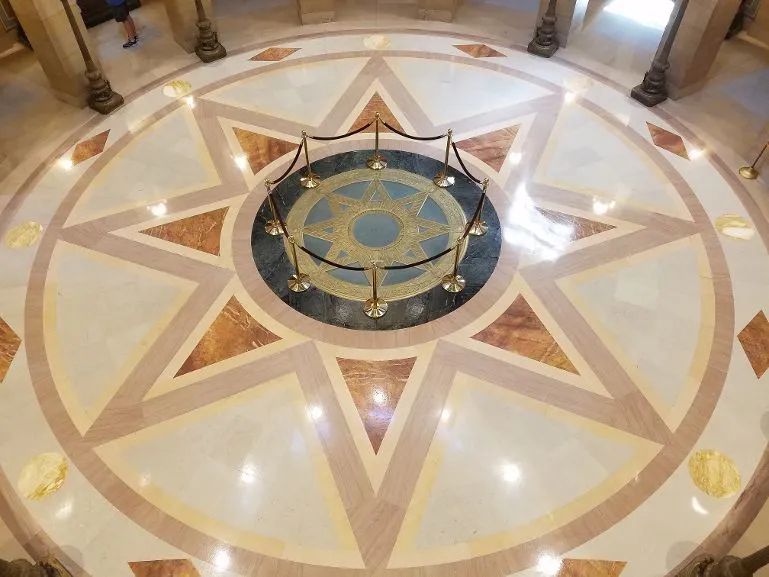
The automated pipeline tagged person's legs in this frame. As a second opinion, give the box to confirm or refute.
[122,14,137,41]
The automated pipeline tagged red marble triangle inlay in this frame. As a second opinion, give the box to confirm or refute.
[176,297,280,376]
[472,295,578,373]
[738,310,769,378]
[129,559,200,577]
[140,207,229,256]
[558,559,627,577]
[646,122,689,160]
[454,43,505,58]
[250,47,300,61]
[456,125,519,172]
[0,316,21,384]
[349,93,404,134]
[337,357,416,453]
[535,208,615,241]
[232,127,298,175]
[71,130,110,166]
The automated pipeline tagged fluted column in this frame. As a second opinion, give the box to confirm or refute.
[630,0,689,107]
[193,0,226,62]
[528,0,559,58]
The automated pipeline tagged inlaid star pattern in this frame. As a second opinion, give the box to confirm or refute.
[299,178,454,275]
[45,52,724,577]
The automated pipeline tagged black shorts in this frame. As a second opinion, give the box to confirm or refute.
[113,3,129,22]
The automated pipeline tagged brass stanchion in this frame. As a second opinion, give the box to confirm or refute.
[193,0,226,63]
[528,0,559,58]
[264,180,282,236]
[740,142,768,180]
[287,236,311,292]
[367,113,387,170]
[441,238,466,293]
[469,178,489,236]
[300,131,321,189]
[363,263,388,318]
[59,0,123,114]
[433,129,455,188]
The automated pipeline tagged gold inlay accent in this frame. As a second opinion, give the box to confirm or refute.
[4,221,43,248]
[17,453,68,500]
[688,449,740,498]
[715,215,754,240]
[285,168,466,302]
[162,79,192,98]
[363,34,391,50]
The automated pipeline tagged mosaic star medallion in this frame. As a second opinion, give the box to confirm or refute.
[285,167,467,301]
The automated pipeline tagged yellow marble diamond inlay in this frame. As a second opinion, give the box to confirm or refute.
[688,449,740,498]
[715,214,755,240]
[4,221,43,248]
[17,453,68,500]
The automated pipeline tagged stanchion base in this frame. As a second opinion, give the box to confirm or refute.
[265,219,282,236]
[300,174,322,189]
[739,166,759,180]
[433,173,455,188]
[367,155,387,170]
[441,273,466,293]
[288,273,311,292]
[468,219,488,236]
[363,297,388,318]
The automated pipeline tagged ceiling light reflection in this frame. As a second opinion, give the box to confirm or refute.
[564,91,577,104]
[234,154,248,170]
[213,548,231,571]
[307,404,324,421]
[691,496,709,515]
[689,147,705,160]
[501,462,522,484]
[503,184,573,261]
[148,202,167,217]
[440,408,451,422]
[508,152,523,166]
[372,388,387,406]
[55,500,74,520]
[58,158,74,171]
[592,197,616,215]
[536,553,563,576]
[240,464,257,485]
[184,95,196,109]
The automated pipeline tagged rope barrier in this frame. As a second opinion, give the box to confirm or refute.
[308,120,374,141]
[381,120,446,141]
[262,115,489,282]
[451,142,483,184]
[270,140,305,186]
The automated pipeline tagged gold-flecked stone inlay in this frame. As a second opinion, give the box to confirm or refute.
[715,214,755,240]
[4,221,43,248]
[17,453,68,500]
[162,80,192,98]
[688,450,740,498]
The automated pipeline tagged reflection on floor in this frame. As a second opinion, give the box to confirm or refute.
[1,27,769,577]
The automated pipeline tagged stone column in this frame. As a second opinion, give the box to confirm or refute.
[630,0,690,107]
[416,0,458,22]
[7,0,100,106]
[161,0,213,52]
[535,0,579,47]
[666,0,742,99]
[298,0,336,24]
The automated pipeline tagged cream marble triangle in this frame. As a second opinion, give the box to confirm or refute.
[384,57,552,126]
[203,58,370,127]
[534,104,693,220]
[96,375,362,566]
[558,235,713,429]
[389,372,655,568]
[44,241,196,435]
[66,107,220,226]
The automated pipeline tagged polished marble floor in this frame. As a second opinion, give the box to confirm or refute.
[1,29,769,577]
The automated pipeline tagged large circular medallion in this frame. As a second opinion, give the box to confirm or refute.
[251,150,502,330]
[285,167,467,301]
